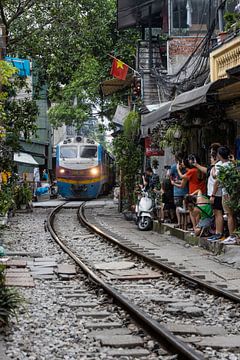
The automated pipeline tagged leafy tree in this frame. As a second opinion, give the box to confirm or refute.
[113,111,143,207]
[0,0,139,130]
[0,60,38,171]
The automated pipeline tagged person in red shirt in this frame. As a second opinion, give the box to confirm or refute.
[173,155,206,195]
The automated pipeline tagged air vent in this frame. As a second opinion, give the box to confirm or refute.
[76,136,82,142]
[87,138,95,144]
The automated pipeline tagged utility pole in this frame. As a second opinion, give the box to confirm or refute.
[0,22,6,60]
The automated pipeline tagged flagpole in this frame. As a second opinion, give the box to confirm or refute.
[108,54,141,76]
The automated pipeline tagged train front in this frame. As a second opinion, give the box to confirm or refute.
[56,137,101,199]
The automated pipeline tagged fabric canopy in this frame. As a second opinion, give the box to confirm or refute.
[112,105,130,126]
[14,152,38,165]
[171,83,213,112]
[141,101,171,136]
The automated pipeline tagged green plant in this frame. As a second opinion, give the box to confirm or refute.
[14,183,32,208]
[158,124,189,153]
[217,162,240,214]
[0,186,14,216]
[0,265,24,325]
[224,11,240,31]
[113,111,143,208]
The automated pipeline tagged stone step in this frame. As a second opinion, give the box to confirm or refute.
[106,349,150,357]
[99,335,144,347]
[76,311,110,319]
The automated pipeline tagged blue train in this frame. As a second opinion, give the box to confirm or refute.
[56,136,115,199]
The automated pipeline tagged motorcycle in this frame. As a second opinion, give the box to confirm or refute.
[135,190,154,231]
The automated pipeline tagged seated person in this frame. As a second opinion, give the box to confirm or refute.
[185,189,213,236]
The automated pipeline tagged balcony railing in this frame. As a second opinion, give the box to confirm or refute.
[210,33,240,81]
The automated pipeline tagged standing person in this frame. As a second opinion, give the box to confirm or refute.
[162,170,176,223]
[214,146,237,244]
[173,155,206,195]
[193,149,224,242]
[42,169,48,181]
[170,153,188,228]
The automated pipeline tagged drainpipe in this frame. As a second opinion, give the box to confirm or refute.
[218,0,225,32]
[148,4,152,69]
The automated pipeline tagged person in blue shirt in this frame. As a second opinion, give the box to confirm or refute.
[42,169,48,181]
[170,153,189,228]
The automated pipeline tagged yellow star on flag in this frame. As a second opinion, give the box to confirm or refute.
[116,60,124,69]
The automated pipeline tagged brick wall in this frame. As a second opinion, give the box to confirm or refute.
[168,36,203,75]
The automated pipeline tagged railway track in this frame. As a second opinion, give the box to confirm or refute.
[47,202,240,360]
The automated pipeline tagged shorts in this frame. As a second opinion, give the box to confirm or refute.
[174,196,184,207]
[196,217,213,229]
[212,196,223,211]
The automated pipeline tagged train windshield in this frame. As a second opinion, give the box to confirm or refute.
[80,146,97,158]
[60,146,78,158]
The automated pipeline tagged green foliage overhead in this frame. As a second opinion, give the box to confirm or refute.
[1,0,139,129]
[0,61,38,172]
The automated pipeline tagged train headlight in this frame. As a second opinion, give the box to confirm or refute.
[59,168,65,174]
[90,167,99,176]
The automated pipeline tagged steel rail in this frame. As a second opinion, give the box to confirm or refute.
[47,203,203,360]
[79,204,240,304]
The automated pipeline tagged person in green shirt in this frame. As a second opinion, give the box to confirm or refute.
[185,189,213,236]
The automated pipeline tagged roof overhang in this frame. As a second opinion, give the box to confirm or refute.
[14,152,39,165]
[112,105,130,126]
[141,101,171,136]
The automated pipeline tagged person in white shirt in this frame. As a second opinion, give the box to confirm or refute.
[214,146,236,245]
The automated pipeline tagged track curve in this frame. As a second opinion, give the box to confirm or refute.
[47,202,204,360]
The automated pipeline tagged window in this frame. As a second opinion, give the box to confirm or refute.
[171,0,219,35]
[60,146,78,158]
[80,146,97,158]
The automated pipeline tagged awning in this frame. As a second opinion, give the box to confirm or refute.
[141,101,171,136]
[171,83,213,112]
[112,105,130,126]
[14,152,39,166]
[101,76,133,96]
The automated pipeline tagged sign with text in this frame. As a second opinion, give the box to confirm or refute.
[145,137,164,157]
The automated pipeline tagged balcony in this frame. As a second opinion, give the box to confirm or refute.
[210,33,240,81]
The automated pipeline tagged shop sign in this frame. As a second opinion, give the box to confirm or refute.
[145,137,164,157]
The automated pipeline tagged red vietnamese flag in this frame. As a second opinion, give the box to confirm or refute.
[110,58,128,80]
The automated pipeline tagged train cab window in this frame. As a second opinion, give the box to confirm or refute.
[60,146,78,158]
[80,146,97,158]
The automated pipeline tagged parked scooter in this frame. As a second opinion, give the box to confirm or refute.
[135,190,154,230]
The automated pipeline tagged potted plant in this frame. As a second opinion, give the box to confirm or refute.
[14,183,32,210]
[0,264,24,326]
[0,187,14,225]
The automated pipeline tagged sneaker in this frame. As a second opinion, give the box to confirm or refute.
[207,233,223,242]
[222,236,237,245]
